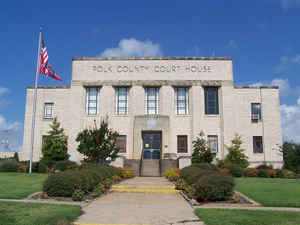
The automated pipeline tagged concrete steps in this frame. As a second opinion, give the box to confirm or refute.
[110,184,179,194]
[140,159,160,177]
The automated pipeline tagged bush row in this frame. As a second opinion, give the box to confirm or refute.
[43,164,122,197]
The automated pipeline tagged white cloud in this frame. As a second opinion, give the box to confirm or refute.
[100,38,162,57]
[250,78,291,97]
[281,101,300,143]
[275,55,300,73]
[226,40,238,49]
[0,87,9,96]
[281,0,300,11]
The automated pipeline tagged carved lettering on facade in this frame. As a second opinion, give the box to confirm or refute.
[92,64,212,73]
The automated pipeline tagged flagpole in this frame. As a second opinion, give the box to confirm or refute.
[29,27,42,174]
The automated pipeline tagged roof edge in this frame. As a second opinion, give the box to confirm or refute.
[72,56,232,61]
[27,86,70,89]
[234,85,279,89]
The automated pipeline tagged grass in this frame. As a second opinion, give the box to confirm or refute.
[235,178,300,207]
[0,201,82,225]
[195,208,300,225]
[0,172,48,199]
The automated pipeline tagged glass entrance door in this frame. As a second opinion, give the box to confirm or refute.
[142,132,161,159]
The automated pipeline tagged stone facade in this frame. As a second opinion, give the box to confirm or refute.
[21,57,283,168]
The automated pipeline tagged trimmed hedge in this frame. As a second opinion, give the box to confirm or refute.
[180,166,215,185]
[43,164,120,197]
[224,164,244,177]
[54,160,78,172]
[0,160,20,172]
[191,163,219,171]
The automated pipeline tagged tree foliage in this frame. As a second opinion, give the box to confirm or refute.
[41,117,69,164]
[279,142,300,173]
[76,120,119,163]
[225,134,249,168]
[192,131,214,164]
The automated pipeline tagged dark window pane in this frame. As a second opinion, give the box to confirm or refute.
[204,87,219,115]
[253,136,263,153]
[251,103,261,120]
[177,135,188,153]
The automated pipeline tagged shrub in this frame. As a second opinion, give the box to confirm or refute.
[175,178,186,190]
[164,169,180,182]
[92,186,102,198]
[38,162,48,173]
[194,174,234,201]
[268,169,277,178]
[219,168,230,175]
[225,134,249,168]
[112,175,121,183]
[54,160,78,172]
[192,131,214,164]
[224,164,244,177]
[245,168,259,177]
[256,164,273,170]
[258,169,269,178]
[192,163,218,171]
[283,169,296,179]
[118,168,134,178]
[103,178,112,188]
[18,165,27,173]
[276,169,285,178]
[0,160,20,172]
[180,166,216,185]
[72,189,85,201]
[184,184,197,199]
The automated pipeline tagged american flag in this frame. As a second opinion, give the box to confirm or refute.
[39,40,62,81]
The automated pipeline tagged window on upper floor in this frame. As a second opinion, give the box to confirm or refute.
[251,103,262,121]
[115,87,129,115]
[116,135,127,153]
[253,136,263,153]
[174,87,189,115]
[145,87,159,115]
[86,87,100,115]
[177,135,188,153]
[207,135,218,154]
[44,103,54,119]
[204,87,219,115]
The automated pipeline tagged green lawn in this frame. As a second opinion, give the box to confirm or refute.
[195,209,300,225]
[0,172,48,199]
[235,178,300,207]
[0,201,82,225]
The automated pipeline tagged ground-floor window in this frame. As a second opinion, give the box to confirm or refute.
[207,135,218,153]
[253,136,263,153]
[177,135,188,153]
[116,135,127,153]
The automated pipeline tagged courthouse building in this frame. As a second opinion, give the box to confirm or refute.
[22,57,283,175]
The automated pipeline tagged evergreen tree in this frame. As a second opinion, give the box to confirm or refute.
[41,117,69,164]
[192,131,214,164]
[76,120,119,163]
[225,134,249,168]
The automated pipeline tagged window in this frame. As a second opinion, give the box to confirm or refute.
[253,136,263,153]
[116,135,126,153]
[44,103,54,119]
[177,135,188,153]
[207,135,218,153]
[115,87,129,115]
[204,87,219,115]
[86,87,99,115]
[42,135,48,147]
[145,87,159,114]
[251,103,261,121]
[174,87,189,115]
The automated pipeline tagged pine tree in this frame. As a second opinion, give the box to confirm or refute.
[41,117,69,164]
[76,120,119,163]
[192,131,214,164]
[225,134,249,168]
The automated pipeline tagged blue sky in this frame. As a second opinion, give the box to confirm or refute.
[1,0,300,151]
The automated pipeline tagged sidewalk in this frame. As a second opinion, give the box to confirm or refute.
[75,177,203,225]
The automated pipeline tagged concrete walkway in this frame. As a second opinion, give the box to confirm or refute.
[75,177,203,225]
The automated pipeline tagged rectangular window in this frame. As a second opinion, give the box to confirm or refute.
[44,103,54,119]
[177,135,188,153]
[115,87,129,115]
[251,103,262,121]
[208,135,218,153]
[86,87,99,115]
[116,135,126,153]
[145,87,159,114]
[174,87,189,115]
[253,136,263,153]
[204,87,219,115]
[42,135,48,147]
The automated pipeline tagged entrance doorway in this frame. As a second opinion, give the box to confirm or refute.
[142,131,161,159]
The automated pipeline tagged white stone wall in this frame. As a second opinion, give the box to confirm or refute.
[21,58,283,168]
